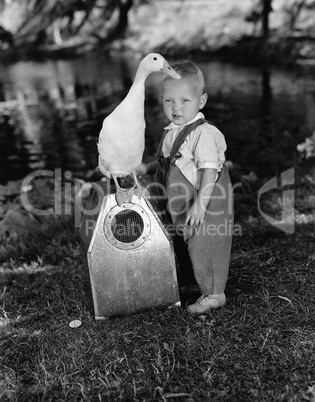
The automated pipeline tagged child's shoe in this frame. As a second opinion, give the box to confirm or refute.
[186,293,226,314]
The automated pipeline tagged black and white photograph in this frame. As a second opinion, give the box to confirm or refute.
[0,0,314,400]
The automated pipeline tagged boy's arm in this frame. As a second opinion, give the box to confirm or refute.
[185,168,217,227]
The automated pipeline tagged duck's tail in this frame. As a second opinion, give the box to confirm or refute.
[98,156,111,178]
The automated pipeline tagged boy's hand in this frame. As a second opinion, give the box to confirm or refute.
[185,201,206,227]
[136,163,148,176]
[137,160,158,176]
[185,168,216,227]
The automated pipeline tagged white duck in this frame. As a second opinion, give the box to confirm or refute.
[97,53,181,205]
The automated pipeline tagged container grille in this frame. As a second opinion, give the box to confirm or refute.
[111,210,144,243]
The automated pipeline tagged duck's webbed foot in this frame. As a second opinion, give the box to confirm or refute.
[130,172,150,200]
[113,176,131,206]
[115,190,131,206]
[113,173,147,206]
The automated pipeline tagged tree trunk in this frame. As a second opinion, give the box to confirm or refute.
[118,0,133,37]
[288,0,306,31]
[262,0,272,41]
[53,20,63,45]
[101,0,133,44]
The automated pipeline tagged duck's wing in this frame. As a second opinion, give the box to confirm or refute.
[98,155,111,178]
[98,104,145,175]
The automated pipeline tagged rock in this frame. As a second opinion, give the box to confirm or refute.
[0,209,39,236]
[242,171,258,183]
[0,181,22,199]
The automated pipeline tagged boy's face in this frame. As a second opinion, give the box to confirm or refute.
[162,76,208,125]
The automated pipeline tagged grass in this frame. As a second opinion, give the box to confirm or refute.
[0,178,315,401]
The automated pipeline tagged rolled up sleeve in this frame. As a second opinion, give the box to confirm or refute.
[191,125,227,170]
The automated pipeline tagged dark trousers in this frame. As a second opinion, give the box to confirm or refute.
[166,165,233,295]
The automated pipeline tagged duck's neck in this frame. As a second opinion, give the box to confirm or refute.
[133,65,149,87]
[126,65,149,103]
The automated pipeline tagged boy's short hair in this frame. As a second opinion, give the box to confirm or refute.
[163,60,206,94]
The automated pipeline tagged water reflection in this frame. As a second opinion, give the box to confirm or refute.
[0,56,129,183]
[0,55,314,184]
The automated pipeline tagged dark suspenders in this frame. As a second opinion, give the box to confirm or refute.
[155,118,208,187]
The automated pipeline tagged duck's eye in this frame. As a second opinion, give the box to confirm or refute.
[153,57,157,60]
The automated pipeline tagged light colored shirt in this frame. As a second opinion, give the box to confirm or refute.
[162,112,226,189]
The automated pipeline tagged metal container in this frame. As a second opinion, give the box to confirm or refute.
[79,181,179,319]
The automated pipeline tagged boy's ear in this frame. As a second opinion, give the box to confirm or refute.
[199,93,208,109]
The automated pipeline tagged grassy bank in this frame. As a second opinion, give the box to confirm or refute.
[0,175,315,401]
[123,0,315,66]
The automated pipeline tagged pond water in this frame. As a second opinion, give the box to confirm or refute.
[0,53,314,184]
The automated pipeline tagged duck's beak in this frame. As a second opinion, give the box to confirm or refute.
[161,61,181,79]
